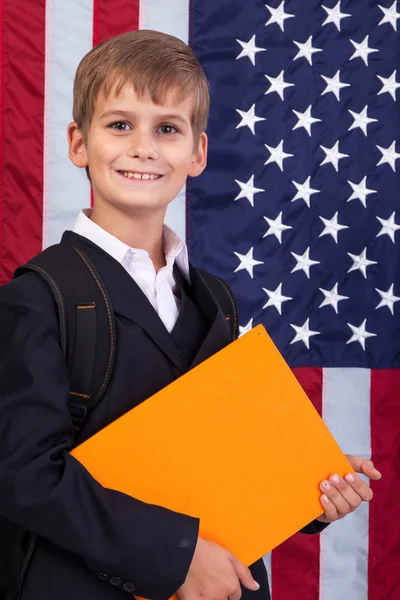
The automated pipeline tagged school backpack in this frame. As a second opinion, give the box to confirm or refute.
[0,242,238,600]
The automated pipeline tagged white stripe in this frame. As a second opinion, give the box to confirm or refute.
[43,0,93,249]
[263,552,272,598]
[139,0,190,242]
[320,368,371,600]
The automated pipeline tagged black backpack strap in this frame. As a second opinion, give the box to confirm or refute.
[197,269,239,341]
[14,244,116,435]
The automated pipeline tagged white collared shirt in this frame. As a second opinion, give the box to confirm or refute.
[72,210,190,333]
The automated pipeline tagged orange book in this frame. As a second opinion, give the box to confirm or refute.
[72,325,352,571]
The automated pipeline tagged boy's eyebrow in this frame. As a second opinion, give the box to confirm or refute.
[99,109,189,125]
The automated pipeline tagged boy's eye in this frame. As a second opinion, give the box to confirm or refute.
[158,124,178,135]
[109,121,131,131]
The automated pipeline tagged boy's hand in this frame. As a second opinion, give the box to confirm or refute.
[177,537,260,600]
[316,455,382,523]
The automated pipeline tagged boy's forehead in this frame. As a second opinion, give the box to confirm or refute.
[94,83,194,120]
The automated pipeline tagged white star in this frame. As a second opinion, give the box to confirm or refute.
[347,177,377,208]
[234,175,265,207]
[322,1,351,31]
[321,70,351,101]
[376,141,400,171]
[375,284,400,314]
[293,36,323,65]
[319,283,349,314]
[347,320,377,351]
[290,318,320,349]
[320,141,349,171]
[319,212,349,243]
[263,211,292,243]
[265,1,295,31]
[376,212,400,242]
[291,247,320,279]
[377,71,400,100]
[234,247,264,279]
[236,104,266,135]
[347,248,377,279]
[348,105,378,136]
[262,283,293,314]
[292,105,322,136]
[378,1,400,31]
[239,318,254,337]
[236,35,267,66]
[291,177,320,208]
[264,140,294,171]
[349,35,379,66]
[265,70,295,100]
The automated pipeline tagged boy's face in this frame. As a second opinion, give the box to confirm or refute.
[68,84,207,214]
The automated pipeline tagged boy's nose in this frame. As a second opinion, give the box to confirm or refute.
[127,132,158,160]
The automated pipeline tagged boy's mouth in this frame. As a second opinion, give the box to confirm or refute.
[117,170,163,181]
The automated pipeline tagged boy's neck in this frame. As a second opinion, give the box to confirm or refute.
[90,204,167,272]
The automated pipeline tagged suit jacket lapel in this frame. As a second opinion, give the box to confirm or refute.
[61,231,185,371]
[188,266,232,369]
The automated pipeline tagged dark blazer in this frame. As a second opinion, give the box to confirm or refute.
[0,231,324,600]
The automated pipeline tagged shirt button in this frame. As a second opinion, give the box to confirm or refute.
[109,576,123,587]
[132,254,140,262]
[97,573,109,581]
[123,582,137,593]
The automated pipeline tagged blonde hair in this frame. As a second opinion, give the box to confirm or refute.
[73,29,210,149]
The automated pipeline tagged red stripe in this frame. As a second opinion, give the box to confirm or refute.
[0,0,47,285]
[369,370,400,600]
[93,0,140,45]
[271,367,322,600]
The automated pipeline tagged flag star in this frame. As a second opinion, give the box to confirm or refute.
[349,35,379,66]
[375,284,400,314]
[236,35,266,66]
[293,36,323,65]
[376,212,400,242]
[377,71,400,100]
[239,318,254,337]
[265,70,295,100]
[320,141,349,171]
[291,247,320,278]
[322,1,351,31]
[264,140,294,171]
[347,248,377,279]
[265,1,295,31]
[319,212,349,243]
[234,175,265,207]
[348,106,378,136]
[291,177,320,207]
[376,141,400,171]
[321,70,351,101]
[292,105,321,136]
[347,320,377,350]
[378,1,400,31]
[347,177,377,208]
[234,247,264,279]
[290,318,320,349]
[263,211,292,244]
[319,283,349,314]
[236,104,266,135]
[262,283,293,314]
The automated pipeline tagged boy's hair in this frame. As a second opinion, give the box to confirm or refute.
[73,29,210,151]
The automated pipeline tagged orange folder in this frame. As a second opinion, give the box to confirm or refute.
[72,325,353,570]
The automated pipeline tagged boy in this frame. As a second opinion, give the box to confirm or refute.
[0,29,381,600]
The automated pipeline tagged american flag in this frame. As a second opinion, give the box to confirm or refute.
[0,1,399,599]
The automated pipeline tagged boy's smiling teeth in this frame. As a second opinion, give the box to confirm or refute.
[119,171,162,180]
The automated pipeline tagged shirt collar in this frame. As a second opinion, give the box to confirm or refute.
[72,209,190,280]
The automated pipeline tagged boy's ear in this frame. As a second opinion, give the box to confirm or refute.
[67,122,88,168]
[189,132,208,178]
